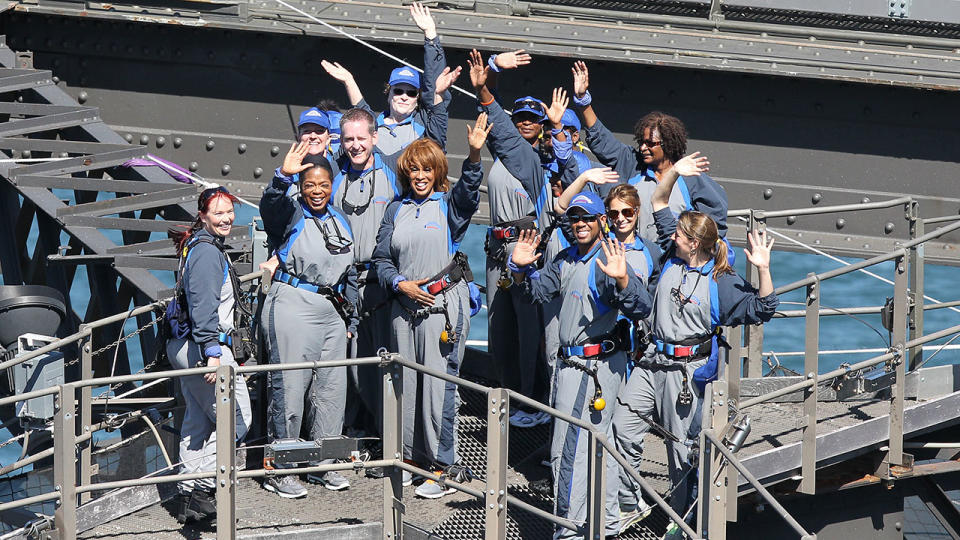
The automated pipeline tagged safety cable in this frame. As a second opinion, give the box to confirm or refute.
[738,216,960,317]
[271,0,476,100]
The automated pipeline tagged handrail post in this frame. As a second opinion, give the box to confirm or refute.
[698,379,727,540]
[586,431,606,540]
[908,202,924,370]
[485,388,509,539]
[53,382,78,540]
[78,329,93,504]
[799,276,819,495]
[215,363,237,540]
[382,357,404,540]
[725,326,742,523]
[743,211,764,377]
[889,253,908,466]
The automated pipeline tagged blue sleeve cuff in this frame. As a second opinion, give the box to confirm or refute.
[552,136,573,161]
[203,344,223,358]
[274,167,294,184]
[507,259,539,279]
[392,275,407,292]
[487,55,501,73]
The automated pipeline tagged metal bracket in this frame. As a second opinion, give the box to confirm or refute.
[889,0,911,19]
[876,450,914,480]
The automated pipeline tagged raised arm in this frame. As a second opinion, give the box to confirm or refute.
[446,113,491,244]
[571,61,597,129]
[509,229,562,304]
[321,60,363,107]
[260,143,313,236]
[468,49,543,199]
[716,231,778,326]
[555,167,619,214]
[652,152,710,212]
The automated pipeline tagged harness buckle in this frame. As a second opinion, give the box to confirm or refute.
[426,276,451,295]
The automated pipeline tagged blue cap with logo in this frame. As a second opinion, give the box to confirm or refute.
[568,191,605,216]
[297,107,331,130]
[561,109,581,132]
[511,96,546,120]
[388,66,421,90]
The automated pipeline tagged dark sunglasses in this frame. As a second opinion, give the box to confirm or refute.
[638,139,662,148]
[606,208,637,220]
[199,186,230,209]
[392,88,419,98]
[299,126,328,136]
[568,212,599,224]
[514,100,545,114]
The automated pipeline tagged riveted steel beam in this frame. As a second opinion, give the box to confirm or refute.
[16,175,187,193]
[55,185,198,217]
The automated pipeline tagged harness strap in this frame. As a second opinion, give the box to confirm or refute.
[275,270,354,321]
[651,328,720,359]
[421,252,473,296]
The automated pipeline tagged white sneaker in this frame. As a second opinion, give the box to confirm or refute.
[414,478,456,499]
[262,476,307,499]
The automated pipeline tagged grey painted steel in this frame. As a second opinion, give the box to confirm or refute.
[53,383,77,540]
[16,175,185,193]
[725,329,742,523]
[55,185,198,217]
[702,429,815,539]
[216,363,238,540]
[915,476,960,539]
[743,214,764,377]
[79,336,92,505]
[888,255,908,466]
[909,207,926,371]
[799,279,818,495]
[484,388,508,540]
[382,362,403,540]
[0,108,100,137]
[586,432,604,540]
[62,215,193,232]
[0,68,53,92]
[700,378,728,539]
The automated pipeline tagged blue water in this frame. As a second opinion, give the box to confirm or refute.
[2,212,958,473]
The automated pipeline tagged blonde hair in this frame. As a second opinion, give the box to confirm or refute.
[676,211,733,280]
[396,138,449,194]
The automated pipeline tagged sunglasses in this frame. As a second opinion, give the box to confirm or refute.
[199,186,230,209]
[568,213,599,224]
[638,139,662,148]
[606,208,637,220]
[514,100,545,114]
[392,88,419,98]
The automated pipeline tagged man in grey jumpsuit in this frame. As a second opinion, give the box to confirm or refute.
[509,191,653,539]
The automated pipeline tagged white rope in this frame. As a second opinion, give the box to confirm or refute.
[271,0,476,99]
[739,216,960,316]
[0,157,73,163]
[762,344,960,357]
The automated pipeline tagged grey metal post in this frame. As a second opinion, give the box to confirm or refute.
[743,212,764,377]
[586,432,605,540]
[889,254,908,466]
[908,204,924,370]
[78,330,93,504]
[382,358,404,540]
[485,388,509,539]
[215,363,237,540]
[699,379,727,540]
[725,327,741,523]
[799,277,820,495]
[53,383,78,540]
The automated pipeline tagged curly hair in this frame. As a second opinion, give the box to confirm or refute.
[396,138,449,194]
[633,111,687,165]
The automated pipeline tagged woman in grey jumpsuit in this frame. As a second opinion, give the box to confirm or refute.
[372,115,491,499]
[166,187,252,523]
[617,153,779,536]
[259,146,360,498]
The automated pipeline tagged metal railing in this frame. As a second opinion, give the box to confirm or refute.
[696,197,960,540]
[0,269,704,540]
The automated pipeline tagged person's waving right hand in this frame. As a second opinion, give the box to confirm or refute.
[467,49,489,91]
[572,61,590,98]
[281,142,314,176]
[511,229,543,268]
[545,87,569,129]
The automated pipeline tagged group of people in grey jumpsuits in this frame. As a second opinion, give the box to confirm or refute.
[469,51,780,538]
[166,12,782,535]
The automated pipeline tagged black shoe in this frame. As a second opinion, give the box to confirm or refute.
[365,466,385,479]
[177,489,217,523]
[528,478,552,499]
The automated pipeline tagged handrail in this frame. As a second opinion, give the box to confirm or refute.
[740,322,960,409]
[702,430,815,540]
[775,298,960,318]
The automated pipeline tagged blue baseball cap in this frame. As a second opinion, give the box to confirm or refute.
[561,109,581,132]
[511,96,546,120]
[388,66,421,90]
[325,110,343,135]
[568,191,605,216]
[297,107,331,130]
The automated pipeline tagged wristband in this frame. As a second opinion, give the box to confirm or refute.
[479,96,496,107]
[506,258,527,275]
[487,54,501,73]
[550,127,564,136]
[391,275,407,292]
[572,90,592,107]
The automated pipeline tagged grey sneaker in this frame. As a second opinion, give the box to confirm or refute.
[617,501,653,535]
[414,479,456,499]
[307,471,351,491]
[263,475,307,499]
[402,470,413,487]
